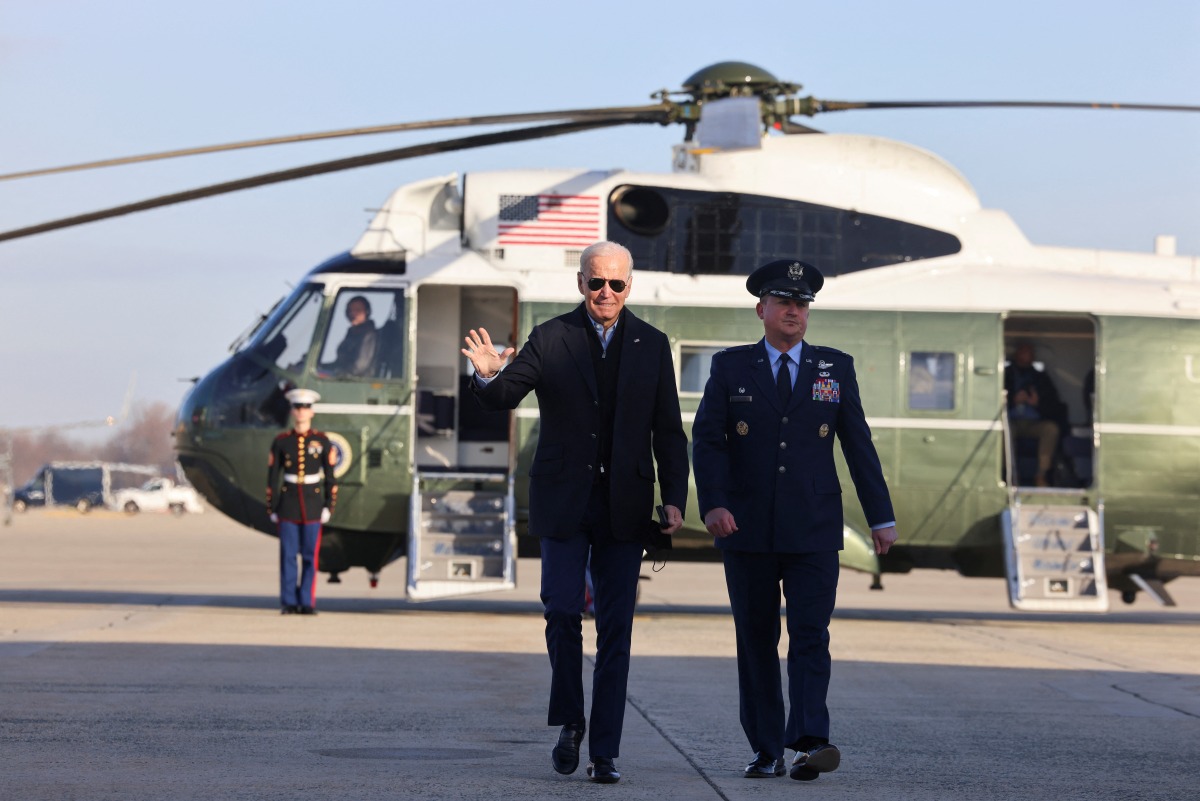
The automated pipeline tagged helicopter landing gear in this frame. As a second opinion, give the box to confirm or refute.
[327,572,342,584]
[870,573,884,591]
[369,572,380,588]
[1121,589,1137,605]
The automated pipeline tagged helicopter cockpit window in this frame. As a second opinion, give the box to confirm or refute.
[908,351,956,410]
[317,289,406,380]
[254,287,324,374]
[608,185,960,276]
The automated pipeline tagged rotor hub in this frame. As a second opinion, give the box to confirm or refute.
[680,61,801,101]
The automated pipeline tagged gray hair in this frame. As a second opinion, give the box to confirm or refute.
[579,241,633,277]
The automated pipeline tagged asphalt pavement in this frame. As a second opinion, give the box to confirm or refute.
[2,509,1199,800]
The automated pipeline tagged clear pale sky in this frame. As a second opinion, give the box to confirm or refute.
[1,0,1197,429]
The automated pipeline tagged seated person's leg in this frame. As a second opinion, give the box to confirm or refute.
[1035,420,1059,486]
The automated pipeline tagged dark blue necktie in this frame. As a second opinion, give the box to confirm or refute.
[776,353,793,405]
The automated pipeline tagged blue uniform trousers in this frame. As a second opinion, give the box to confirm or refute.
[278,519,322,609]
[722,549,839,758]
[540,485,644,759]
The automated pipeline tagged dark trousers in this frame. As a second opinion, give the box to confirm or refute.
[539,485,644,759]
[722,549,839,758]
[279,519,322,608]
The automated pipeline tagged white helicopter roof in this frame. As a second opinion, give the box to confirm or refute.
[353,132,1200,320]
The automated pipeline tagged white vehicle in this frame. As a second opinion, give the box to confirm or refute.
[112,477,204,516]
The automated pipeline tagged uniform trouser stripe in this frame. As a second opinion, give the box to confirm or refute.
[279,519,322,609]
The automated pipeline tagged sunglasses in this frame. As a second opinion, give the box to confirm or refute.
[291,403,313,410]
[584,276,628,293]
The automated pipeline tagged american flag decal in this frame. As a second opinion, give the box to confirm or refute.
[498,194,600,247]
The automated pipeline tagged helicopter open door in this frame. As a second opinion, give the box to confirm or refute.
[1000,315,1107,610]
[407,283,518,600]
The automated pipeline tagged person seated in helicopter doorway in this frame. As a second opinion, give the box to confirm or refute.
[267,388,338,615]
[322,295,379,377]
[1004,341,1068,487]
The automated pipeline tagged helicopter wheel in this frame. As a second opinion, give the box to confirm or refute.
[124,501,139,515]
[76,498,91,514]
[13,499,27,513]
[1121,589,1137,605]
[169,503,185,516]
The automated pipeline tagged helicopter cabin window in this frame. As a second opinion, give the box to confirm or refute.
[608,185,960,276]
[908,351,956,410]
[317,289,406,380]
[677,343,732,394]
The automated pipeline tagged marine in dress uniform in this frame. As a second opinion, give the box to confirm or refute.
[267,388,338,615]
[691,259,898,781]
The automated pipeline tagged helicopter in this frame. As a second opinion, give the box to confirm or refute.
[3,62,1199,608]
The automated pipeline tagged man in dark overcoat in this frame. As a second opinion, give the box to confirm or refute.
[462,241,689,784]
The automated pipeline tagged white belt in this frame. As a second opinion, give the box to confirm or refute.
[284,473,323,484]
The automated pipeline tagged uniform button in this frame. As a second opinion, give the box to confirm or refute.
[587,464,593,471]
[591,433,597,439]
[781,417,789,424]
[780,442,788,449]
[778,466,786,474]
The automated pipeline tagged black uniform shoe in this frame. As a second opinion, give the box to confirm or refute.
[790,743,840,781]
[280,605,299,615]
[298,606,317,615]
[587,757,620,783]
[551,722,586,775]
[744,752,786,778]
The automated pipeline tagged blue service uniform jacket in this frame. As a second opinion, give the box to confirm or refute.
[472,305,689,541]
[691,340,893,553]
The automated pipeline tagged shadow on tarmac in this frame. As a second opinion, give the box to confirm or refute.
[4,588,1200,626]
[3,642,1199,800]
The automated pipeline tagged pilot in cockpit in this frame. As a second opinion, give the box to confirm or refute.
[321,295,378,378]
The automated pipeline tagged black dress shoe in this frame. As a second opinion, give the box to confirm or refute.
[298,606,317,615]
[587,756,620,783]
[790,743,840,781]
[551,722,585,775]
[280,605,299,615]
[744,752,785,778]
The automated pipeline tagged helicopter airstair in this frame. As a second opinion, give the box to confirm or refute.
[1001,491,1108,611]
[406,471,517,600]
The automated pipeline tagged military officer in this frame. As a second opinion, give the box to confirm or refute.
[691,259,898,781]
[267,388,338,615]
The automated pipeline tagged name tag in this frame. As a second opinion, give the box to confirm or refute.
[729,395,752,402]
[812,379,840,403]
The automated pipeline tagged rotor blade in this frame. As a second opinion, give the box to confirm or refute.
[805,99,1200,115]
[0,104,671,182]
[0,114,665,244]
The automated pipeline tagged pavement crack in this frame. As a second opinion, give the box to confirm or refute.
[1111,682,1200,719]
[584,653,730,799]
[624,691,732,801]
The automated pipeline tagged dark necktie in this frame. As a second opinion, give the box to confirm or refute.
[776,353,793,406]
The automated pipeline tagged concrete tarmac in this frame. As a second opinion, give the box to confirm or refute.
[2,510,1199,800]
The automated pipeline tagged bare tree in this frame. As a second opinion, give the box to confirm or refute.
[3,401,179,484]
